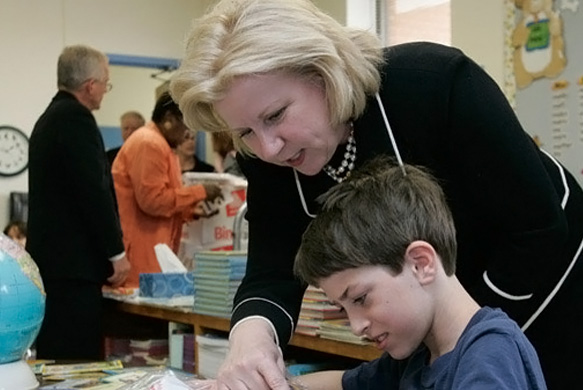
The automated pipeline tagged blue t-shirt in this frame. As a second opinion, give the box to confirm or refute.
[342,307,547,389]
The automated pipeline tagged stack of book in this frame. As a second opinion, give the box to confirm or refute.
[317,319,372,345]
[193,250,247,318]
[183,333,196,373]
[128,339,169,366]
[103,337,131,363]
[296,286,347,337]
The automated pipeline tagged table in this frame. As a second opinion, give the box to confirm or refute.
[114,300,382,375]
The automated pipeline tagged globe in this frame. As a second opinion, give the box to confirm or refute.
[0,233,45,363]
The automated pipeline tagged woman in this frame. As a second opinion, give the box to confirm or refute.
[211,131,244,178]
[175,129,215,173]
[112,92,221,287]
[170,0,583,388]
[3,220,27,247]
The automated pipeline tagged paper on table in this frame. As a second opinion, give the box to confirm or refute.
[155,243,187,273]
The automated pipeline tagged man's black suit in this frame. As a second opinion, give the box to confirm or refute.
[27,90,124,359]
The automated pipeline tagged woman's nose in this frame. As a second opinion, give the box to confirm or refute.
[255,129,284,161]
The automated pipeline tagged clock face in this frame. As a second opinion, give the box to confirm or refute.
[0,126,29,177]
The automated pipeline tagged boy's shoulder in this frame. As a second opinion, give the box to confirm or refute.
[342,307,546,389]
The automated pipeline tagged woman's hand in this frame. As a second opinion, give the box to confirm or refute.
[216,318,290,390]
[204,183,223,202]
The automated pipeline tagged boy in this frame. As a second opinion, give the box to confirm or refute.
[293,158,546,389]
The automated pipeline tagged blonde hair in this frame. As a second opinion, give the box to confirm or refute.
[170,0,384,152]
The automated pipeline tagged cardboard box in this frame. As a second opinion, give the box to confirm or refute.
[139,272,195,298]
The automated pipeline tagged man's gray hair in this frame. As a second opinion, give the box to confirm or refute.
[57,45,108,91]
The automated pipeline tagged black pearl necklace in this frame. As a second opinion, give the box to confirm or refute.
[323,125,356,183]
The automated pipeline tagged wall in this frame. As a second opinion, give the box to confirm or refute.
[0,0,214,227]
[451,0,505,88]
[513,3,583,186]
[0,0,508,229]
[94,65,167,145]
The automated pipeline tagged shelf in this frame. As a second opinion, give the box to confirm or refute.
[114,301,382,362]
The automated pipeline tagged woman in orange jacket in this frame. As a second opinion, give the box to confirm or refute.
[112,92,221,287]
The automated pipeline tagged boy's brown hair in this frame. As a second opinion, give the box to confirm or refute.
[294,157,457,286]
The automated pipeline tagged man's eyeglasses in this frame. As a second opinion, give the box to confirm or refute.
[99,80,113,92]
[85,78,112,92]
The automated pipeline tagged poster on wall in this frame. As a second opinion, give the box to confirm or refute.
[511,0,583,187]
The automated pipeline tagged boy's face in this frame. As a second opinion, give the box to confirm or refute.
[319,264,433,360]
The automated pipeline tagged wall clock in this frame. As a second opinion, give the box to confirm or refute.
[0,125,29,177]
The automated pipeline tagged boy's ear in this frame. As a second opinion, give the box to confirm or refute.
[405,241,438,285]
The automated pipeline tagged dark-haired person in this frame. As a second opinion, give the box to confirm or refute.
[294,158,546,389]
[111,92,222,287]
[176,129,215,174]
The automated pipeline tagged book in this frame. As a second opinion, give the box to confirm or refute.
[295,325,319,337]
[299,308,346,320]
[302,285,330,302]
[317,319,372,345]
[42,360,123,376]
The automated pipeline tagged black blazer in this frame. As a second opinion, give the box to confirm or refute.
[233,42,583,345]
[27,91,124,283]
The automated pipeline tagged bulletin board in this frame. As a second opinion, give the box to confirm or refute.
[509,0,583,186]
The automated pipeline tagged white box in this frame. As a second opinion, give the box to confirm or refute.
[178,173,248,268]
[195,333,230,379]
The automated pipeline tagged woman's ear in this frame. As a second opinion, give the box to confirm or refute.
[405,241,438,284]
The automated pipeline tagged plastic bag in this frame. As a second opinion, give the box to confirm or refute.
[117,368,214,390]
[117,367,309,389]
[286,371,309,390]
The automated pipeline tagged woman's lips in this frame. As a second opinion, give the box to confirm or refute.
[287,150,305,167]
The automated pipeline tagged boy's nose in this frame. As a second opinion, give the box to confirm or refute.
[348,314,369,337]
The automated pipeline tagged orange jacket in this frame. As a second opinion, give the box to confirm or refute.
[112,122,206,287]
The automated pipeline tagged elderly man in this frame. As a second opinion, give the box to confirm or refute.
[27,44,130,360]
[106,110,145,166]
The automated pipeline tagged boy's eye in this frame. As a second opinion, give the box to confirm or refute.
[353,294,367,306]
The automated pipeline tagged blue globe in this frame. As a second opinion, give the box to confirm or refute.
[0,234,45,364]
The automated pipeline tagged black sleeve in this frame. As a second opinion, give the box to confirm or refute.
[385,43,572,324]
[447,47,567,302]
[230,154,312,345]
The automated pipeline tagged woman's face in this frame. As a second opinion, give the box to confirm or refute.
[160,112,188,148]
[214,72,346,176]
[176,130,196,157]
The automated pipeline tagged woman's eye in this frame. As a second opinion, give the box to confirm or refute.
[237,128,253,138]
[266,107,285,123]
